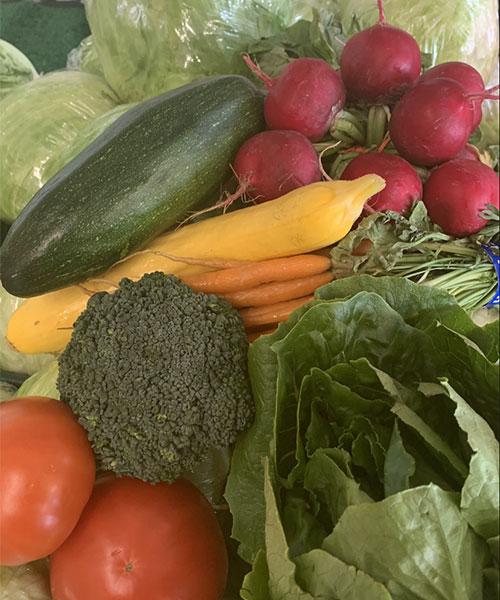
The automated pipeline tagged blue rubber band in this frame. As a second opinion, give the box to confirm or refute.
[482,242,500,307]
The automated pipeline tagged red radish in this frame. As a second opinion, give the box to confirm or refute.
[340,152,422,214]
[244,56,346,142]
[389,77,499,167]
[420,61,485,131]
[423,158,499,237]
[233,130,321,203]
[455,143,482,162]
[339,0,421,104]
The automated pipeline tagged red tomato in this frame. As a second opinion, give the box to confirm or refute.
[50,473,228,600]
[0,396,95,565]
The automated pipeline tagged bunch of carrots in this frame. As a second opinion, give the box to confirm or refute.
[182,253,333,342]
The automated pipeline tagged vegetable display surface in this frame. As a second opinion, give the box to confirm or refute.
[0,75,266,297]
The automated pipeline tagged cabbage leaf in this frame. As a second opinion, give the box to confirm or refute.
[0,39,37,99]
[0,70,118,222]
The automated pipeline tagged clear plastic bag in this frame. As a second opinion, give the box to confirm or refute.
[66,34,104,77]
[0,70,119,222]
[84,0,318,102]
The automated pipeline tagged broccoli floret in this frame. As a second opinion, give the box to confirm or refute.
[57,272,254,484]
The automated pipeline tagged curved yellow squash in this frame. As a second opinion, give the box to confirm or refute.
[8,175,385,354]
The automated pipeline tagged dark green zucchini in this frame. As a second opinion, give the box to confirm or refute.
[1,75,265,297]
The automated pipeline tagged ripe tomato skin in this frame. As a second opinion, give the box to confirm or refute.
[0,396,95,566]
[50,473,228,600]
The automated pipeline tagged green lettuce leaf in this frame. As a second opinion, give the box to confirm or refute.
[294,549,393,600]
[241,549,271,600]
[419,381,499,540]
[262,458,314,600]
[323,485,487,600]
[225,301,316,563]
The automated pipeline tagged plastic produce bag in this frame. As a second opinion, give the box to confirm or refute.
[332,0,499,85]
[0,285,54,376]
[85,0,318,102]
[66,34,104,77]
[0,70,119,223]
[0,39,37,99]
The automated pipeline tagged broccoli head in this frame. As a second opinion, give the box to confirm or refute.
[57,272,254,484]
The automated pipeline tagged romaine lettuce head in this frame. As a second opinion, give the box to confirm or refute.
[85,0,317,102]
[0,70,119,223]
[15,361,59,400]
[0,285,54,375]
[333,0,499,85]
[0,39,37,99]
[226,276,499,598]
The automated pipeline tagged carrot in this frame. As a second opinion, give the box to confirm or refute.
[239,295,315,329]
[352,239,373,256]
[182,254,331,294]
[221,271,333,308]
[246,327,278,343]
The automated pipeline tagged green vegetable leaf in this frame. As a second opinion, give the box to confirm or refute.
[327,204,499,313]
[294,549,393,600]
[391,401,468,484]
[303,449,373,528]
[323,485,488,600]
[420,381,500,540]
[421,321,499,436]
[383,421,415,496]
[240,550,272,600]
[281,491,328,558]
[226,302,316,563]
[262,458,314,600]
[247,9,346,77]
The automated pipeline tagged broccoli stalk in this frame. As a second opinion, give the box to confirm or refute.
[57,272,254,484]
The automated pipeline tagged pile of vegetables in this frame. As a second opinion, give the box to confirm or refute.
[0,0,499,599]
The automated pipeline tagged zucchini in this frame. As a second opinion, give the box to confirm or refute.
[1,75,265,297]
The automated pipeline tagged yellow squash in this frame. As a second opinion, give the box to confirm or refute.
[7,175,385,354]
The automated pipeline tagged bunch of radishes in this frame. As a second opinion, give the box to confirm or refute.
[233,0,499,239]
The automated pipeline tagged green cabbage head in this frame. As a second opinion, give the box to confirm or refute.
[85,0,318,102]
[0,70,118,223]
